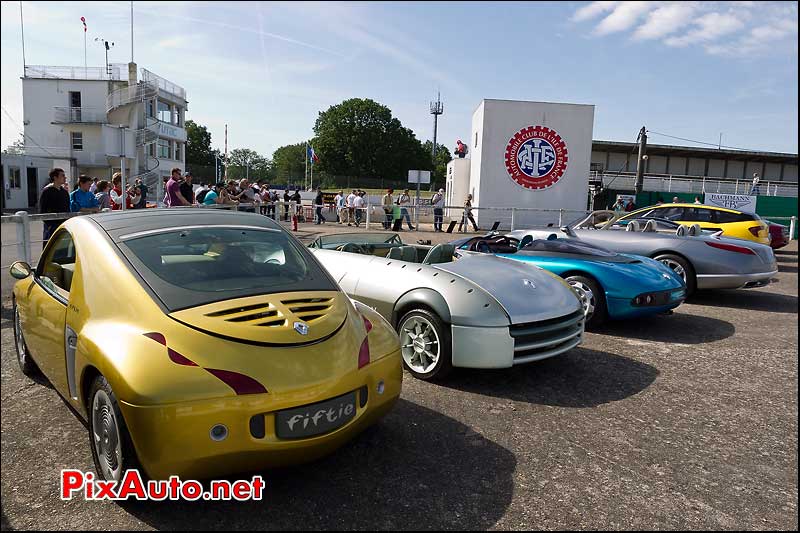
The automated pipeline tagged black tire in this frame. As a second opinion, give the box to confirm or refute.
[564,275,607,329]
[87,375,143,483]
[653,253,696,295]
[12,298,39,377]
[397,308,453,380]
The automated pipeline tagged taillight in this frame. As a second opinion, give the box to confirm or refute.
[748,226,762,237]
[358,316,372,369]
[705,241,755,255]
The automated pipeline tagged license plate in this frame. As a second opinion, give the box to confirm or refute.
[275,391,357,440]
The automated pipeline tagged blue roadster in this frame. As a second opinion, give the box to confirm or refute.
[451,233,686,328]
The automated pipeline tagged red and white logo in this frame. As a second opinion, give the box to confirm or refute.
[504,126,569,190]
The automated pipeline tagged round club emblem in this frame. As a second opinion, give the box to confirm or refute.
[504,126,569,190]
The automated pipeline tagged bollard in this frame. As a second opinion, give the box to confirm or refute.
[365,203,371,230]
[510,208,516,231]
[558,209,564,227]
[790,216,797,241]
[15,211,32,264]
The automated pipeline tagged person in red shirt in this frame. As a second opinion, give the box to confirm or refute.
[110,173,133,210]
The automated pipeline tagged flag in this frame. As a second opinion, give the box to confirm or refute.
[307,145,319,165]
[81,16,87,32]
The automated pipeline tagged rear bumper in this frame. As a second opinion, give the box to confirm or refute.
[119,352,402,480]
[696,269,779,290]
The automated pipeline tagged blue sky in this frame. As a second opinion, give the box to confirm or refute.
[1,1,797,157]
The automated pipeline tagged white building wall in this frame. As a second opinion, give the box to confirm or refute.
[469,99,594,227]
[668,156,687,175]
[647,155,668,174]
[688,157,706,176]
[708,159,725,177]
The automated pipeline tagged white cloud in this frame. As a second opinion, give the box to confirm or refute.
[594,2,654,36]
[571,1,619,22]
[572,0,797,58]
[664,12,745,47]
[633,2,698,41]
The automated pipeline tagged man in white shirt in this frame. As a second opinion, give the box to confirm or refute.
[396,188,415,231]
[352,191,365,227]
[432,188,445,232]
[346,189,357,227]
[334,190,344,224]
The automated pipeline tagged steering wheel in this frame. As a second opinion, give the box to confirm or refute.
[473,240,490,253]
[336,243,369,255]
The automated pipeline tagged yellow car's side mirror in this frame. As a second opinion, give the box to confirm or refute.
[9,261,32,280]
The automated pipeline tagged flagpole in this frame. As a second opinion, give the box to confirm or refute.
[304,142,308,191]
[20,1,26,70]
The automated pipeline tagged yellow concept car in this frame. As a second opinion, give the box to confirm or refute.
[618,203,770,245]
[10,210,402,481]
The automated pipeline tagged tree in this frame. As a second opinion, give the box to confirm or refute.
[312,98,430,183]
[2,134,25,155]
[185,120,215,166]
[422,141,452,186]
[225,148,272,182]
[272,143,307,185]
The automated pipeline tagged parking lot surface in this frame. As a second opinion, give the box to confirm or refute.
[1,220,797,530]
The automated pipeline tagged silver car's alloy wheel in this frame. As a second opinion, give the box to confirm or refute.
[400,316,441,374]
[92,389,123,482]
[14,306,27,366]
[567,278,596,320]
[659,258,686,282]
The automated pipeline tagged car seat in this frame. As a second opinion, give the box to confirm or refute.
[688,224,702,236]
[626,220,641,232]
[422,244,456,265]
[399,246,418,262]
[643,219,657,232]
[675,225,688,236]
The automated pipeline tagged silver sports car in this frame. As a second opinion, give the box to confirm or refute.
[511,211,778,294]
[308,233,584,380]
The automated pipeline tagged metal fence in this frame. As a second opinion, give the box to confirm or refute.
[0,203,594,269]
[596,171,799,198]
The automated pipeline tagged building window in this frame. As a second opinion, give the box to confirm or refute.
[474,132,478,148]
[71,132,83,150]
[158,138,170,159]
[174,142,181,162]
[175,107,182,127]
[9,167,21,189]
[146,100,155,118]
[157,101,171,123]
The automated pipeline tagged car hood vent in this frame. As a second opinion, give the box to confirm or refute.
[169,291,346,345]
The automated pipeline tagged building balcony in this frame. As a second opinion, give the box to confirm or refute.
[53,107,108,124]
[24,64,127,81]
[141,68,186,102]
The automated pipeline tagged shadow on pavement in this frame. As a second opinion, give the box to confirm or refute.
[599,312,736,344]
[775,249,797,257]
[440,348,657,407]
[689,290,798,314]
[778,264,798,274]
[120,399,516,530]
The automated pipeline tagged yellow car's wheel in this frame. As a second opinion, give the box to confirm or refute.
[12,298,38,377]
[88,375,142,483]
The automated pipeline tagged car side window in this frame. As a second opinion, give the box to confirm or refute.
[36,229,76,299]
[651,207,684,221]
[716,211,751,223]
[684,208,716,223]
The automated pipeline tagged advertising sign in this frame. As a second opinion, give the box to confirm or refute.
[408,170,431,184]
[704,193,757,214]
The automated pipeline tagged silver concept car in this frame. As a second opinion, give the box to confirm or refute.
[511,211,778,294]
[309,233,584,380]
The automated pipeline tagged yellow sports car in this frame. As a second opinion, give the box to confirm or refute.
[10,209,402,481]
[618,203,770,245]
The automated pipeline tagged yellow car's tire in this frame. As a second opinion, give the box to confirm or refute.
[88,375,143,483]
[398,308,453,381]
[12,298,39,377]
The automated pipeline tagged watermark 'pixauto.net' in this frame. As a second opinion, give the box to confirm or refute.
[61,470,265,501]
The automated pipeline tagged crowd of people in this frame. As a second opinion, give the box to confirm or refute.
[38,167,488,241]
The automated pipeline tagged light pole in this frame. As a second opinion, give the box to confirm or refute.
[214,153,223,182]
[430,92,443,192]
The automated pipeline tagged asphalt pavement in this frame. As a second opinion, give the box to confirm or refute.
[0,219,797,530]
